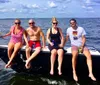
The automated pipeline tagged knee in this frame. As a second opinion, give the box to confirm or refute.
[13,49,19,54]
[58,49,64,56]
[72,55,78,60]
[37,49,41,53]
[8,48,13,53]
[26,47,31,52]
[51,50,57,56]
[86,56,92,60]
[36,48,41,53]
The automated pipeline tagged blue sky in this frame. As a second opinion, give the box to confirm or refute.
[0,0,100,18]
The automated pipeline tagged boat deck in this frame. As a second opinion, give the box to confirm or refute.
[0,45,100,80]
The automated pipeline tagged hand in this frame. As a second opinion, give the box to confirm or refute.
[79,46,84,53]
[50,42,54,46]
[42,45,46,49]
[26,44,29,49]
[59,44,63,48]
[0,36,4,38]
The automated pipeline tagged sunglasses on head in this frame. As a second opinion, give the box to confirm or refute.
[15,22,20,25]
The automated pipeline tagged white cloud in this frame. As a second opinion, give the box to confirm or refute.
[87,6,93,9]
[21,4,39,10]
[0,8,17,12]
[86,0,91,4]
[82,5,86,8]
[11,8,16,11]
[82,5,93,10]
[0,9,7,12]
[48,1,57,8]
[32,4,39,8]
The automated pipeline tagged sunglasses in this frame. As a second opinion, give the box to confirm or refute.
[15,22,20,25]
[29,22,34,25]
[52,22,58,25]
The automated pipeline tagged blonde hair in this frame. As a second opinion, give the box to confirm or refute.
[52,17,58,23]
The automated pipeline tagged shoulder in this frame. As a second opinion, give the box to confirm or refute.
[10,25,15,30]
[37,26,41,30]
[57,27,62,32]
[78,26,85,31]
[78,26,84,30]
[47,28,51,33]
[10,25,15,32]
[47,28,51,31]
[57,27,61,30]
[37,27,43,33]
[21,26,25,31]
[67,27,72,31]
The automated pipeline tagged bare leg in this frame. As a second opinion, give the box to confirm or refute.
[26,47,31,59]
[83,48,96,81]
[25,47,31,68]
[57,49,63,75]
[50,49,57,75]
[25,47,41,69]
[72,46,78,81]
[5,42,22,68]
[7,42,15,59]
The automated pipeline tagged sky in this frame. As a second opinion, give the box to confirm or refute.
[0,0,100,18]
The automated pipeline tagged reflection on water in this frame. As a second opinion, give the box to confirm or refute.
[8,73,100,85]
[9,73,76,85]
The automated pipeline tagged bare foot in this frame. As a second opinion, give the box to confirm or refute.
[73,73,78,81]
[58,67,62,75]
[5,61,12,68]
[25,60,31,69]
[89,74,96,81]
[50,70,54,75]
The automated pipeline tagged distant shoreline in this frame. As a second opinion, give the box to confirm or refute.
[0,17,100,20]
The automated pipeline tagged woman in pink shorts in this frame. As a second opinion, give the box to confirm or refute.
[2,19,28,68]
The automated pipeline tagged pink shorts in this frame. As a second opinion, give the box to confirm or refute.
[71,45,88,52]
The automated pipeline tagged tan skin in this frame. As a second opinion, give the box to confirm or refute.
[25,21,46,69]
[46,21,64,75]
[2,19,28,68]
[65,20,96,81]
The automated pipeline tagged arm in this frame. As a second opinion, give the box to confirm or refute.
[59,28,65,47]
[2,29,12,38]
[79,35,86,53]
[23,30,29,46]
[40,28,46,48]
[81,35,86,47]
[46,29,53,46]
[64,35,69,46]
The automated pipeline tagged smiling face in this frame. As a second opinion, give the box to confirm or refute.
[52,21,58,28]
[70,19,77,28]
[14,19,21,27]
[28,19,35,28]
[52,17,58,28]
